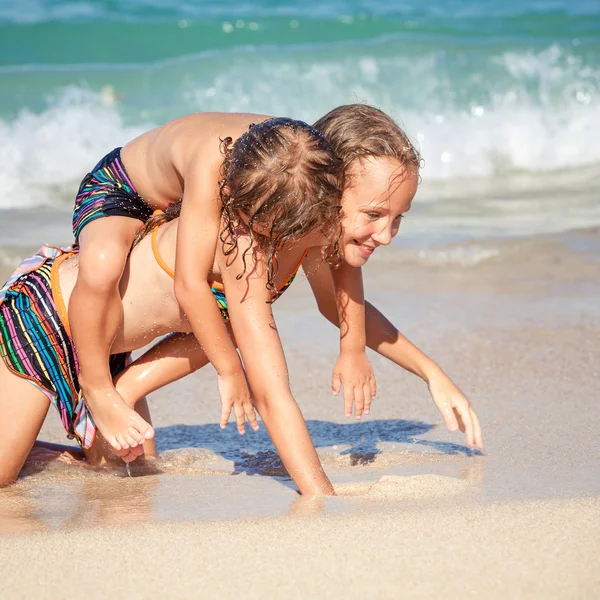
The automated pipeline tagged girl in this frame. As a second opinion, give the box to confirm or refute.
[112,104,484,486]
[67,114,374,458]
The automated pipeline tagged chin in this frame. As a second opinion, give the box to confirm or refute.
[341,245,370,268]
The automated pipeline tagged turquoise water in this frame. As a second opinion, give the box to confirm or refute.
[0,0,598,238]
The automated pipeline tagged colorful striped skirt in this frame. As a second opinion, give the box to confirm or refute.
[0,248,128,448]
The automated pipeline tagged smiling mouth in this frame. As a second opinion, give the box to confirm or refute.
[353,240,375,256]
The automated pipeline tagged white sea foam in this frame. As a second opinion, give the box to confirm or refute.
[0,87,149,208]
[0,44,597,214]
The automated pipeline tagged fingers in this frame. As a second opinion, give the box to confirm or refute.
[343,387,353,418]
[369,376,377,401]
[470,407,484,450]
[455,405,475,448]
[365,377,376,415]
[354,386,365,420]
[341,382,376,419]
[441,404,459,433]
[233,401,246,435]
[122,445,144,463]
[220,403,232,430]
[244,400,260,432]
[331,372,341,396]
[363,382,372,415]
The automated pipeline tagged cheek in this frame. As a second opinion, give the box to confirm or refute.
[341,214,370,241]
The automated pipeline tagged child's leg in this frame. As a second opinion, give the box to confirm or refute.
[114,333,209,403]
[0,359,51,486]
[68,216,154,454]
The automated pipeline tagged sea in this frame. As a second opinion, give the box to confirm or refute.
[0,0,599,244]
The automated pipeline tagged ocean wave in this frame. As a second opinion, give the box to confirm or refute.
[0,39,598,209]
[0,87,149,208]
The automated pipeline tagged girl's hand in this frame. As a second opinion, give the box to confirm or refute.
[332,351,377,419]
[427,373,484,450]
[217,370,259,434]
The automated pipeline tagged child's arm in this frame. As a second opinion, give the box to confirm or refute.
[330,263,376,419]
[221,241,334,496]
[174,162,257,434]
[114,329,335,495]
[304,249,484,450]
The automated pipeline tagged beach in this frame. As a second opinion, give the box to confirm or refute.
[2,225,599,597]
[1,0,600,597]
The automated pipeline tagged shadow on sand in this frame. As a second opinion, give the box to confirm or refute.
[155,418,480,479]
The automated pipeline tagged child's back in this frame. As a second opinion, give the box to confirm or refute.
[122,113,272,208]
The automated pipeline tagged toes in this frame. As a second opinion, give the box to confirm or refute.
[128,426,145,445]
[116,433,130,451]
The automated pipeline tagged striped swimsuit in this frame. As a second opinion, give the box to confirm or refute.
[0,247,128,448]
[72,147,152,242]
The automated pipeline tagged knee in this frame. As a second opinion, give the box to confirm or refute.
[77,243,130,292]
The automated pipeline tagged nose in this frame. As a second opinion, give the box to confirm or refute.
[371,224,393,246]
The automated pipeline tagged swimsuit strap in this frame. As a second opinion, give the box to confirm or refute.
[151,225,175,280]
[150,210,307,296]
[279,249,309,289]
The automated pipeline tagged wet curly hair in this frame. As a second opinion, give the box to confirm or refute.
[136,117,343,292]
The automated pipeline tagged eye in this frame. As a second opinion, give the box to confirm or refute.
[366,212,380,220]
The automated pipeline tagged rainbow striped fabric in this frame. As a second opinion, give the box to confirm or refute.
[72,147,152,242]
[0,248,128,448]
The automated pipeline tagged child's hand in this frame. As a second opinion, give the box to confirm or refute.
[217,370,259,435]
[428,373,484,450]
[331,351,377,419]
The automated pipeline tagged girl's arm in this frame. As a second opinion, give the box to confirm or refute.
[303,248,484,450]
[174,161,256,434]
[329,263,376,419]
[220,240,335,496]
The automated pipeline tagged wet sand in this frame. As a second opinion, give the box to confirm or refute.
[1,227,599,597]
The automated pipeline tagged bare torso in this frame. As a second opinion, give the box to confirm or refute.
[120,112,272,208]
[58,219,316,354]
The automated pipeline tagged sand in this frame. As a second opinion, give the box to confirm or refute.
[1,227,599,598]
[1,493,598,599]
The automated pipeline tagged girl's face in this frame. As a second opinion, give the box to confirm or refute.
[339,157,418,268]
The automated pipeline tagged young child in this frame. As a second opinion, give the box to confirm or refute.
[0,127,346,485]
[0,105,483,494]
[68,113,374,457]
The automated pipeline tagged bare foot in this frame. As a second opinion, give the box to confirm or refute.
[83,387,154,456]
